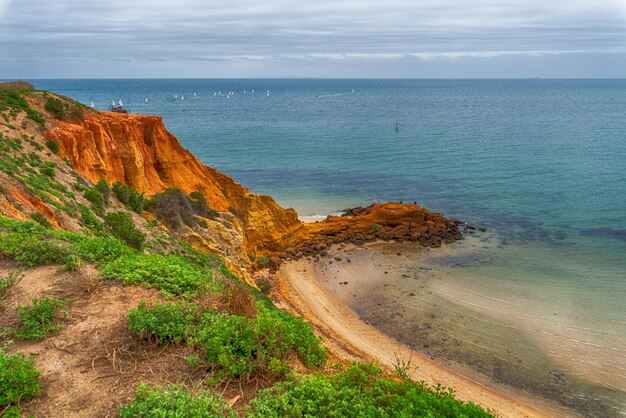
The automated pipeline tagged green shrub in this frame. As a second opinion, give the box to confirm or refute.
[112,182,145,213]
[103,212,145,251]
[0,344,42,409]
[0,90,44,126]
[195,313,258,378]
[128,299,326,379]
[30,212,51,228]
[0,234,70,267]
[369,223,382,231]
[145,188,199,230]
[120,383,233,418]
[0,270,22,298]
[83,186,105,215]
[254,305,327,369]
[13,297,66,340]
[189,191,218,220]
[45,140,59,154]
[96,179,110,205]
[100,254,206,296]
[44,98,65,120]
[39,166,55,178]
[78,204,104,231]
[128,301,202,343]
[70,235,132,264]
[246,363,492,418]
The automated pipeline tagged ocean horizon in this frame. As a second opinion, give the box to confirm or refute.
[34,78,626,415]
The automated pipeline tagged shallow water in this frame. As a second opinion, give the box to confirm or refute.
[35,78,626,415]
[314,238,626,417]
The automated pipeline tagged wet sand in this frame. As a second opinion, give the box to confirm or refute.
[295,236,626,417]
[277,259,564,417]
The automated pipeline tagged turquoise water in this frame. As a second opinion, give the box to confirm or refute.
[35,79,625,413]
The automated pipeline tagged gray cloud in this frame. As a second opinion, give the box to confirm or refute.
[1,0,626,77]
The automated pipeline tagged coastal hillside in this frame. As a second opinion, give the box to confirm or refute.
[7,84,461,278]
[0,84,492,417]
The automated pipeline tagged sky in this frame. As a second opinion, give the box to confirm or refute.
[1,0,626,78]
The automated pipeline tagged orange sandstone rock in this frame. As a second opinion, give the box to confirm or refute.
[43,108,460,267]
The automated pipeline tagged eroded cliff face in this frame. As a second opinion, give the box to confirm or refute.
[39,104,461,276]
[44,110,304,257]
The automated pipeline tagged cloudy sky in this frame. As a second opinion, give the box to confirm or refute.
[1,0,626,78]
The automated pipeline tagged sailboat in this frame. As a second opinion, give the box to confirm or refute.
[193,92,196,96]
[266,90,270,96]
[90,102,95,108]
[174,94,178,99]
[145,98,148,103]
[181,95,184,100]
[109,99,128,114]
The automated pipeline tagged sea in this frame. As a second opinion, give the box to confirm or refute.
[34,79,626,416]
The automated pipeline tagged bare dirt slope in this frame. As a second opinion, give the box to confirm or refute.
[275,258,561,418]
[0,262,198,417]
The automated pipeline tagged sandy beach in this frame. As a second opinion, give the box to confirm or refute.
[275,232,626,417]
[275,252,563,417]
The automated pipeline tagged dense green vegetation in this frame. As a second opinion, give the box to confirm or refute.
[12,297,66,340]
[120,383,234,418]
[246,363,492,417]
[44,140,59,154]
[103,211,146,251]
[0,344,42,415]
[112,181,145,213]
[100,253,211,297]
[44,98,65,120]
[128,300,326,379]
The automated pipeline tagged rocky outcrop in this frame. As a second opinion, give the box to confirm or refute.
[40,100,461,274]
[276,203,461,261]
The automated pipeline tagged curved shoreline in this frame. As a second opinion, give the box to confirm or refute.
[275,256,564,418]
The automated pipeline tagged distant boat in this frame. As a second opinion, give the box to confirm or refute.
[251,89,254,94]
[266,90,270,96]
[174,94,178,99]
[90,102,95,108]
[218,91,222,95]
[145,98,148,103]
[213,92,217,96]
[226,94,230,99]
[193,92,196,96]
[109,99,128,114]
[351,89,355,93]
[244,90,247,94]
[181,95,184,100]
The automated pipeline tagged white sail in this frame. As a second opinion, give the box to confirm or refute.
[181,95,184,100]
[90,102,95,108]
[118,99,123,107]
[145,98,148,103]
[175,94,178,99]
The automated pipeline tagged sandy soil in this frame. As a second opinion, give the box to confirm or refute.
[275,256,563,418]
[0,263,199,417]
